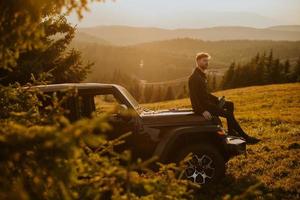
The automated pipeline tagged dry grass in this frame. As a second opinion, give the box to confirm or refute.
[143,83,300,199]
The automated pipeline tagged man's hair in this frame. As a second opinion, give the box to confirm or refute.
[196,52,211,61]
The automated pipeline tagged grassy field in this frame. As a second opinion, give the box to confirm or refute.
[143,83,300,199]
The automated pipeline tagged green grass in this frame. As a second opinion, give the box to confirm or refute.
[143,83,300,199]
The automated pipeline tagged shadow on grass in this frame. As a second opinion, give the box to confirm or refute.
[193,174,297,200]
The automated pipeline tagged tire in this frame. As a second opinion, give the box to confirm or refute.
[175,144,225,186]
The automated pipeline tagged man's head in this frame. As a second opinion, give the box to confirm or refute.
[196,52,211,71]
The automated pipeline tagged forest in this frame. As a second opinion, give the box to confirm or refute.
[222,51,300,89]
[91,51,300,103]
[75,39,300,82]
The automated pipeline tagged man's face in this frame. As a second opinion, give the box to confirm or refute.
[197,57,209,70]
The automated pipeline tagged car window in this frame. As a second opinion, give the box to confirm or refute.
[78,95,95,118]
[117,86,139,109]
[94,94,124,115]
[38,91,80,122]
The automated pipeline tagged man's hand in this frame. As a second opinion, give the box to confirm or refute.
[202,111,212,120]
[218,96,226,108]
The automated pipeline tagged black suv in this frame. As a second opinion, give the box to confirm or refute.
[34,83,246,185]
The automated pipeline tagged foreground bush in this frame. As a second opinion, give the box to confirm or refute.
[1,118,194,199]
[0,85,192,200]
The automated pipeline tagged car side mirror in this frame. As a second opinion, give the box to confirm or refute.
[119,104,128,111]
[116,104,134,122]
[116,104,128,117]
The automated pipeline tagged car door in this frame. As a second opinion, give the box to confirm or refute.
[93,93,135,143]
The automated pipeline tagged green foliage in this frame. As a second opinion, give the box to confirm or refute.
[144,85,154,103]
[164,86,175,101]
[0,85,193,200]
[222,51,300,89]
[292,57,300,82]
[101,69,190,103]
[151,86,163,103]
[207,74,218,92]
[222,63,236,89]
[0,16,92,85]
[0,0,105,70]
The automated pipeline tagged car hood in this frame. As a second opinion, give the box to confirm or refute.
[140,108,214,127]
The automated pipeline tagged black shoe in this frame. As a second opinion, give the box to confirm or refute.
[245,136,261,145]
[228,129,240,137]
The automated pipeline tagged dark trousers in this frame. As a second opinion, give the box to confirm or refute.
[208,101,247,138]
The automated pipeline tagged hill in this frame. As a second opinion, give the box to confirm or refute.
[142,83,300,199]
[268,25,300,32]
[73,31,110,45]
[75,38,300,82]
[78,25,300,46]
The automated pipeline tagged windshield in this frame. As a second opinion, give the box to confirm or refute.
[118,86,140,109]
[117,86,153,114]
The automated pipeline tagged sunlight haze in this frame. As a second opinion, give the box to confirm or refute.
[68,0,300,28]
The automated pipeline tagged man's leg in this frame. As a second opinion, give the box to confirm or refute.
[222,101,248,137]
[208,105,236,135]
[223,101,234,113]
[224,111,248,138]
[221,101,261,144]
[222,101,235,134]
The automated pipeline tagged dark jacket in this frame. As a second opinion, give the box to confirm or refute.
[188,67,219,114]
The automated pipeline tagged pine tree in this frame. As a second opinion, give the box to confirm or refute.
[0,0,102,71]
[254,53,260,63]
[293,57,300,82]
[151,86,162,102]
[184,84,189,96]
[231,64,241,88]
[0,16,92,85]
[261,52,269,84]
[222,62,235,89]
[144,85,154,103]
[211,74,217,91]
[252,53,264,85]
[177,85,188,99]
[130,83,142,102]
[164,86,175,101]
[282,59,291,83]
[270,58,281,84]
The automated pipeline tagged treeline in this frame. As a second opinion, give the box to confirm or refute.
[78,39,300,83]
[141,84,189,103]
[222,51,300,89]
[99,68,190,103]
[102,68,221,103]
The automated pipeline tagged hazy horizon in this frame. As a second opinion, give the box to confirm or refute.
[68,0,300,29]
[77,24,300,30]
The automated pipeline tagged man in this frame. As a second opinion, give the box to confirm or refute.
[188,52,260,144]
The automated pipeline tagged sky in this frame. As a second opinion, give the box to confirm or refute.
[68,0,300,28]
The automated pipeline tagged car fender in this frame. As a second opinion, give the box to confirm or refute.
[153,125,223,163]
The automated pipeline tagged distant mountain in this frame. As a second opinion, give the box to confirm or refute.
[69,10,283,29]
[268,25,300,32]
[73,31,110,45]
[78,25,300,46]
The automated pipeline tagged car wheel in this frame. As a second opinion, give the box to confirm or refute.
[176,144,225,185]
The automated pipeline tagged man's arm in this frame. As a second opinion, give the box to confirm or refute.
[188,76,221,120]
[188,77,205,114]
[208,93,219,104]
